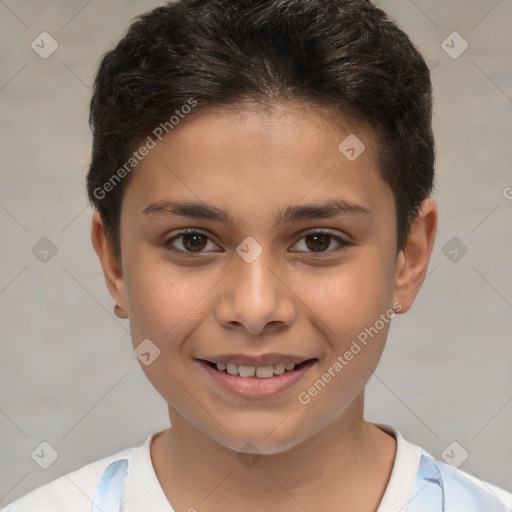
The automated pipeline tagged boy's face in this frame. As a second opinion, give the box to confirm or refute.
[93,102,436,454]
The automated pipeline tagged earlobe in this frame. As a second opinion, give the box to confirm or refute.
[392,198,438,313]
[114,304,129,319]
[90,211,129,318]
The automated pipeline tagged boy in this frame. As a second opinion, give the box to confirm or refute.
[4,0,512,511]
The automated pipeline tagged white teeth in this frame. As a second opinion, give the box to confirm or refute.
[238,365,256,378]
[226,363,238,376]
[273,363,286,375]
[255,366,274,379]
[212,361,303,378]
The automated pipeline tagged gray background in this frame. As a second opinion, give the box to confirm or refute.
[0,0,511,506]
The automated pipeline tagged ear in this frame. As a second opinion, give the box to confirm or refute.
[90,211,128,319]
[392,198,438,313]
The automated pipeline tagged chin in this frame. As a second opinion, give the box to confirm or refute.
[209,418,312,456]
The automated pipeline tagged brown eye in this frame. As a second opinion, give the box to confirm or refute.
[181,233,208,252]
[292,231,351,255]
[304,233,331,252]
[165,230,219,255]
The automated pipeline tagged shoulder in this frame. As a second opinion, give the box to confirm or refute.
[2,444,138,512]
[415,453,512,511]
[374,423,512,512]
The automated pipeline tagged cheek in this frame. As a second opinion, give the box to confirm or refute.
[122,251,176,345]
[298,251,396,399]
[123,252,215,353]
[297,317,392,420]
[123,261,202,404]
[303,254,396,335]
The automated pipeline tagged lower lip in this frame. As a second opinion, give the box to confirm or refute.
[197,359,317,399]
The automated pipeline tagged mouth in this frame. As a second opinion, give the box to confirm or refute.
[195,352,319,399]
[201,358,317,379]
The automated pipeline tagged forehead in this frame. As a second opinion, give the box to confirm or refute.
[121,102,392,228]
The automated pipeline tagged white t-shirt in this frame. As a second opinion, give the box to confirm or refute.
[3,423,512,512]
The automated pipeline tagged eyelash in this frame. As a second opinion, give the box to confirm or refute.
[163,229,352,258]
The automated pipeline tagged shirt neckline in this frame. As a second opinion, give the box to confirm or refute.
[127,423,423,512]
[374,423,424,512]
[124,428,175,511]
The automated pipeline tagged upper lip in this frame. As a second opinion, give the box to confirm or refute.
[198,353,316,367]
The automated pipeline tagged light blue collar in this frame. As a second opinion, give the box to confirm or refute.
[91,459,128,512]
[407,454,508,511]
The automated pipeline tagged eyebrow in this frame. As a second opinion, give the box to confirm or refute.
[142,199,370,229]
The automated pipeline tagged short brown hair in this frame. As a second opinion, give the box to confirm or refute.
[87,0,435,260]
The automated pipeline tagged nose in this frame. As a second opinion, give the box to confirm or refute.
[214,247,296,335]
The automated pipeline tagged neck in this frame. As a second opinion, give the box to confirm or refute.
[150,395,396,512]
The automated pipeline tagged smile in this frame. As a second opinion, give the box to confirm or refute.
[197,358,318,399]
[206,360,310,378]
